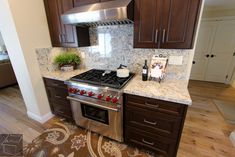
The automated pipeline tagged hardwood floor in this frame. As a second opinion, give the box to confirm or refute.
[178,80,235,157]
[0,81,235,156]
[0,86,45,145]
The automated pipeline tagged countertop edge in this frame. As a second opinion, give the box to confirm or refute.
[42,75,68,82]
[123,90,192,106]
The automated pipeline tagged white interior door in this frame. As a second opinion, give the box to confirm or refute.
[205,20,235,83]
[190,21,217,80]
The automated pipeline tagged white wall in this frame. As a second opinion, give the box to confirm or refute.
[203,9,235,18]
[186,0,205,80]
[0,0,53,123]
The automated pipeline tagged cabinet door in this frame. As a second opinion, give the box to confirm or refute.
[58,0,78,47]
[205,20,235,83]
[73,0,99,7]
[190,21,217,80]
[160,0,201,49]
[44,0,63,47]
[133,0,161,48]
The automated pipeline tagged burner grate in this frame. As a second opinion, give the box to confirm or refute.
[71,69,135,89]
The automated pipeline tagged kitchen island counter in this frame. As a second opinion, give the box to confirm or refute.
[124,75,192,105]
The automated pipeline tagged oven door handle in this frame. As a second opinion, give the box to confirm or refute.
[67,96,120,112]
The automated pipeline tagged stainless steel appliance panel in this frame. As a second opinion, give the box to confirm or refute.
[68,96,123,142]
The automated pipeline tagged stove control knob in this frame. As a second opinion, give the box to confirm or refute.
[79,90,86,95]
[97,94,104,99]
[88,91,94,97]
[112,97,119,103]
[106,95,112,102]
[69,88,77,94]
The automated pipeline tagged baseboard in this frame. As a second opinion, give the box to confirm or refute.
[230,131,235,147]
[232,82,235,88]
[27,111,54,124]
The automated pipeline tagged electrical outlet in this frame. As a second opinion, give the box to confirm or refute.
[168,56,183,65]
[81,52,85,58]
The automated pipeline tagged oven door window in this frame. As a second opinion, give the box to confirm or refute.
[81,103,109,125]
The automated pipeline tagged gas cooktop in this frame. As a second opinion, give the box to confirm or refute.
[70,69,135,89]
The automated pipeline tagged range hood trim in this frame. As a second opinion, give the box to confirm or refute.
[61,0,134,26]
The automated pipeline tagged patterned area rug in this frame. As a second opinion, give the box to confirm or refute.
[23,122,156,157]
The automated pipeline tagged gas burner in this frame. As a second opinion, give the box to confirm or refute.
[70,69,135,89]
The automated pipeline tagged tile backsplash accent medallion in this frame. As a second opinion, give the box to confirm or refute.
[36,25,194,80]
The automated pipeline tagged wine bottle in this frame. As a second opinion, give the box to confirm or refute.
[142,60,148,81]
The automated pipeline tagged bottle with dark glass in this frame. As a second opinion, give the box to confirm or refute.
[142,60,148,81]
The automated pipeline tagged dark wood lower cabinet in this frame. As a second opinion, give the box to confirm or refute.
[124,94,188,157]
[43,78,73,121]
[126,126,176,157]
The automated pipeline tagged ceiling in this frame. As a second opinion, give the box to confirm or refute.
[205,0,235,10]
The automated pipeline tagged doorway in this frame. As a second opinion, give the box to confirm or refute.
[191,19,235,83]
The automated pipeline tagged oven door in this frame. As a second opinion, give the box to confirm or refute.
[67,96,123,142]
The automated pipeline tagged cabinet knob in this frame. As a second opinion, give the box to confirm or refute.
[205,54,210,58]
[193,61,196,64]
[211,54,216,58]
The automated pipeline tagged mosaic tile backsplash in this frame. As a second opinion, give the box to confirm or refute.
[36,25,194,80]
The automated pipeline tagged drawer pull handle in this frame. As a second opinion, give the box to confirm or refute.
[52,83,59,86]
[144,102,159,108]
[142,139,154,146]
[55,95,62,99]
[144,119,157,125]
[57,110,64,114]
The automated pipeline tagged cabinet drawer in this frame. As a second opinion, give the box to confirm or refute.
[51,101,73,119]
[46,87,69,102]
[43,78,67,89]
[125,126,176,157]
[126,94,185,116]
[125,105,181,138]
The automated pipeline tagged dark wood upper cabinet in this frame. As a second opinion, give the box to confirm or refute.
[44,0,90,47]
[44,0,62,47]
[160,0,201,49]
[58,0,78,47]
[73,0,99,7]
[134,0,202,49]
[134,0,161,48]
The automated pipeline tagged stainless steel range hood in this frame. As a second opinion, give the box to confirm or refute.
[61,0,134,27]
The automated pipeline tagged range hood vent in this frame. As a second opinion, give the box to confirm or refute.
[61,0,134,26]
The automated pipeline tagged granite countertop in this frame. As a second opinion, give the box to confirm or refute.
[41,69,88,81]
[123,75,192,105]
[41,70,191,105]
[0,54,10,63]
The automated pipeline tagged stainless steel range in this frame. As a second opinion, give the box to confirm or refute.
[66,69,134,142]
